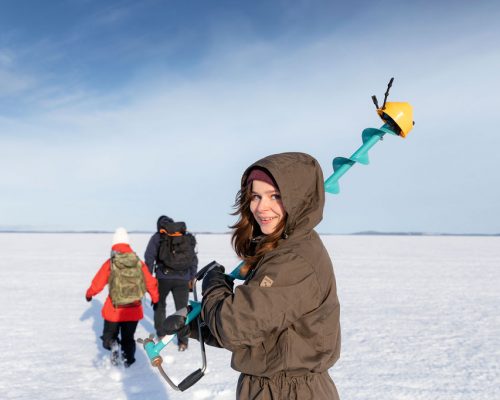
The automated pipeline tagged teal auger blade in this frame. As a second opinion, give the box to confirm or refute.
[324,124,398,194]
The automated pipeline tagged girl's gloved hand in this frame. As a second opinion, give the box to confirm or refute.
[202,264,234,297]
[157,307,191,337]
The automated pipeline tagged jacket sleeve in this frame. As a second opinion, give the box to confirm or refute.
[188,315,223,348]
[141,263,159,303]
[144,234,159,274]
[201,252,321,351]
[86,260,111,298]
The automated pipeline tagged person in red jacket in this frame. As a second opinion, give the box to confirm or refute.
[86,227,159,367]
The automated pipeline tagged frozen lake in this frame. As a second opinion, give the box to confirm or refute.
[0,233,499,399]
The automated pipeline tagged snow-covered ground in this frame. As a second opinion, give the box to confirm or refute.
[1,233,499,399]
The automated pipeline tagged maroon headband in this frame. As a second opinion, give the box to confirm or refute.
[246,168,279,189]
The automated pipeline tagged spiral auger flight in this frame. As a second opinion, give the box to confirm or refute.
[324,78,415,194]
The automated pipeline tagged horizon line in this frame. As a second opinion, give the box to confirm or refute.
[0,230,498,237]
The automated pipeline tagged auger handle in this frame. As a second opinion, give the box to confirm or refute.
[177,369,205,391]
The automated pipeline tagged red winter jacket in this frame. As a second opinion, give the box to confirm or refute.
[86,243,159,322]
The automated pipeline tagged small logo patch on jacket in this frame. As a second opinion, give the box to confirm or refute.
[260,276,274,287]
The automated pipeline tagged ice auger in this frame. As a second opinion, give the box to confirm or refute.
[324,78,414,193]
[138,78,414,390]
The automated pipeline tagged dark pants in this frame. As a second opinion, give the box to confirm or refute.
[155,279,189,345]
[101,320,138,364]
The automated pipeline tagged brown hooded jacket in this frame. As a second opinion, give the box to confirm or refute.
[201,152,341,400]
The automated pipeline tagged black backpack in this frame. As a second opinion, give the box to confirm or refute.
[157,221,197,272]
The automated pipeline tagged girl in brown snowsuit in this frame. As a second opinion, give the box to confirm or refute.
[163,152,341,399]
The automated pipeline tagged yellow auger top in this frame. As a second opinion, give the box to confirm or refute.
[377,101,414,138]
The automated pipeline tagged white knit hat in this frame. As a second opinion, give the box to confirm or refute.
[112,227,129,245]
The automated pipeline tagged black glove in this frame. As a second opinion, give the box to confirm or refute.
[202,263,234,297]
[86,296,92,302]
[196,260,224,280]
[158,312,190,338]
[151,301,158,311]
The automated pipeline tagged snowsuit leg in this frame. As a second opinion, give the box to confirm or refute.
[236,371,339,400]
[101,320,119,350]
[119,321,138,364]
[154,279,189,345]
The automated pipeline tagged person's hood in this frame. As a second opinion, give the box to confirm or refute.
[111,243,133,253]
[156,215,174,231]
[241,152,324,236]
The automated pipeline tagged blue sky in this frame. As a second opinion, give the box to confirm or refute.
[1,0,499,234]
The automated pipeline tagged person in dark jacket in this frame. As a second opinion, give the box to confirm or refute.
[162,153,341,399]
[144,215,198,351]
[86,227,159,367]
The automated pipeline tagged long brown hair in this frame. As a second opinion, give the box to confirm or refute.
[230,183,287,276]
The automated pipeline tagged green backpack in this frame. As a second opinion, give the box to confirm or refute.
[108,251,146,307]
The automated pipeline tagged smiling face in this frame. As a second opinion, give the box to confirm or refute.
[249,179,285,235]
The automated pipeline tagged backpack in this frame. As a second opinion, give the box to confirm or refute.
[157,221,197,273]
[108,251,146,307]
